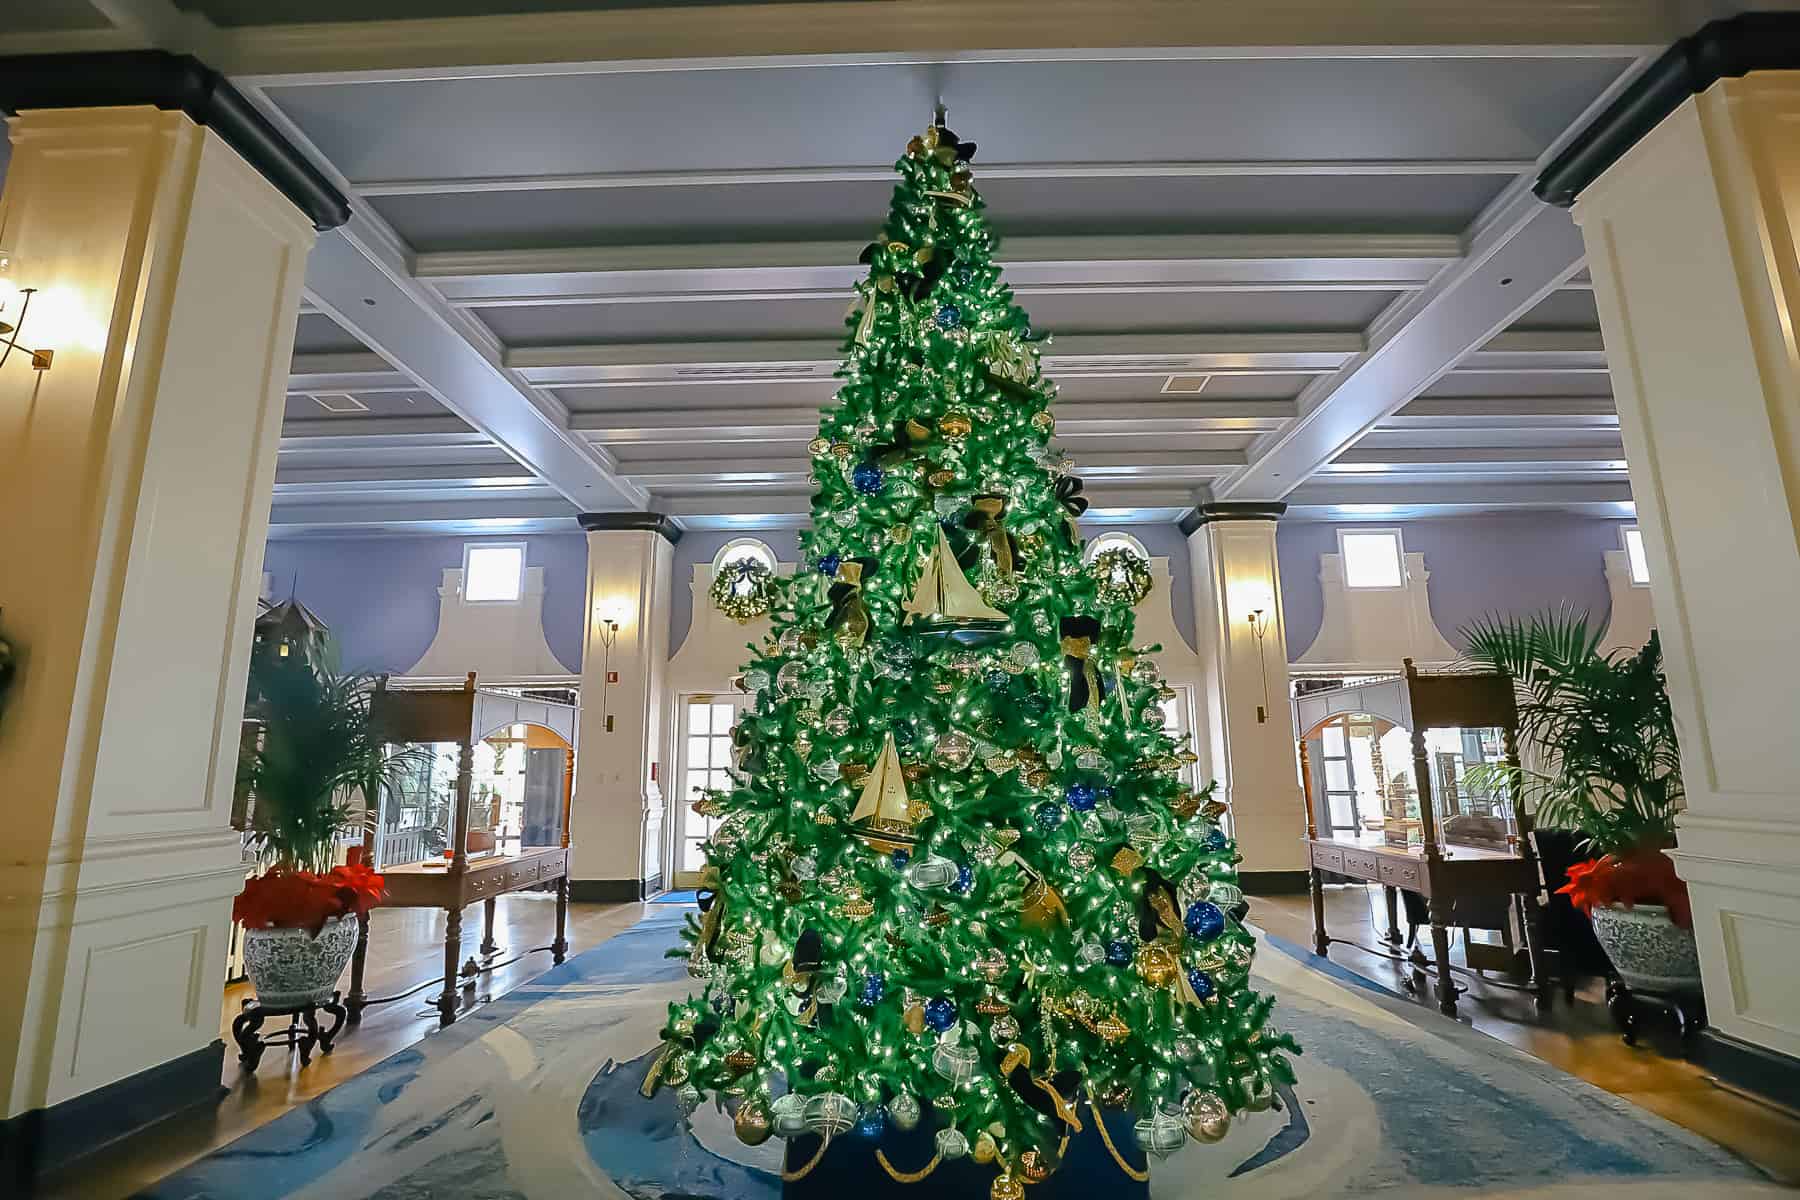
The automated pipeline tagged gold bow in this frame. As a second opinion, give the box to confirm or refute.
[827,560,871,649]
[1061,634,1101,715]
[965,494,1015,577]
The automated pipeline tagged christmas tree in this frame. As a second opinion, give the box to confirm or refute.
[645,115,1297,1199]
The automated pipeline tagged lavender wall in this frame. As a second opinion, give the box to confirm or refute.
[1276,514,1628,659]
[262,533,589,674]
[668,528,805,655]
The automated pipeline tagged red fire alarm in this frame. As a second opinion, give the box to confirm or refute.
[606,670,619,684]
[650,762,659,783]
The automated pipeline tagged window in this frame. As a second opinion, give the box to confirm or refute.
[463,542,525,603]
[681,697,746,874]
[1083,530,1150,564]
[713,537,777,574]
[1622,526,1650,586]
[1338,528,1404,589]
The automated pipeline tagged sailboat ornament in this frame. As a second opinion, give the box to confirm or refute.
[902,527,1009,644]
[849,731,917,851]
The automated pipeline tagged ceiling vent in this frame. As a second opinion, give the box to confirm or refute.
[1160,374,1213,395]
[310,392,369,414]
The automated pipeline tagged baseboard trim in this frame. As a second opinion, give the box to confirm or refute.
[571,876,663,902]
[1239,870,1312,895]
[0,1038,225,1192]
[1698,1028,1800,1113]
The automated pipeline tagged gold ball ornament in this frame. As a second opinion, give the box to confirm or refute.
[1031,410,1054,433]
[808,436,831,457]
[1184,1089,1232,1143]
[888,523,912,545]
[1018,1149,1055,1182]
[831,441,854,460]
[939,411,973,438]
[734,1098,773,1145]
[991,1174,1024,1200]
[1137,942,1179,988]
[973,1131,999,1164]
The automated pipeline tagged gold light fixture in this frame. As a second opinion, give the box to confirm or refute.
[1230,580,1276,724]
[594,599,626,733]
[0,249,55,372]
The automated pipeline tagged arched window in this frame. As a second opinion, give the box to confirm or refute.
[712,538,776,574]
[1083,530,1149,564]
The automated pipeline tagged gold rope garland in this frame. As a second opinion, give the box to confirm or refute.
[1089,1102,1150,1183]
[876,1149,942,1182]
[782,1135,833,1182]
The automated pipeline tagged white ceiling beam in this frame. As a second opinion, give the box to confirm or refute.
[1218,183,1588,500]
[217,5,1669,82]
[510,333,1360,386]
[1322,445,1628,472]
[566,399,1295,445]
[361,160,1530,198]
[420,234,1459,306]
[1383,396,1617,427]
[279,418,483,443]
[267,497,581,537]
[274,461,537,486]
[1282,480,1634,507]
[287,352,413,393]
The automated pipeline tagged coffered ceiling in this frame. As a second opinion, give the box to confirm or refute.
[5,1,1684,536]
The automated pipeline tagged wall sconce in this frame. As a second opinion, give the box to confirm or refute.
[0,250,55,372]
[1231,581,1276,724]
[594,599,626,733]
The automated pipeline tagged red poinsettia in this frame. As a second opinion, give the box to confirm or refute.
[235,864,386,934]
[1557,848,1691,929]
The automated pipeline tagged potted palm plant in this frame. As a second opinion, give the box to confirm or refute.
[1461,612,1697,995]
[233,651,420,1008]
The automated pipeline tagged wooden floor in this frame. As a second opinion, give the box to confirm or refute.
[1252,885,1800,1184]
[37,893,647,1200]
[39,887,1800,1197]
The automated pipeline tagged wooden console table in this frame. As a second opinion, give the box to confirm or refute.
[1294,660,1550,1017]
[354,673,577,1025]
[345,846,571,1024]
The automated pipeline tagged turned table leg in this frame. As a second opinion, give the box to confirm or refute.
[552,876,570,964]
[438,904,463,1025]
[1519,892,1552,1013]
[1428,897,1458,1017]
[1309,866,1329,956]
[346,911,371,1021]
[481,897,499,957]
[1382,885,1402,945]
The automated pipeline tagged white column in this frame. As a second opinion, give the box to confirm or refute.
[1185,506,1308,878]
[573,521,676,896]
[0,108,315,1117]
[1574,73,1800,1063]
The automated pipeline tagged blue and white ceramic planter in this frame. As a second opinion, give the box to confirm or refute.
[1589,903,1701,994]
[244,914,358,1008]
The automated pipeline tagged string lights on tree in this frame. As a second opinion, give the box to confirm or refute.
[642,113,1296,1198]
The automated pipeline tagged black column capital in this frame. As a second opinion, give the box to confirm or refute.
[0,49,350,231]
[1178,502,1287,537]
[1536,12,1800,209]
[577,511,683,544]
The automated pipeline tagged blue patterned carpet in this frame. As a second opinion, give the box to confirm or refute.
[137,910,1777,1199]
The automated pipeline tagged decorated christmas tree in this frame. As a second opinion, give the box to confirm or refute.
[644,114,1297,1198]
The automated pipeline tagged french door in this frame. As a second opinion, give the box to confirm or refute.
[673,693,749,889]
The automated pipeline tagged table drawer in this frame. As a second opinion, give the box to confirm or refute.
[1379,859,1423,890]
[1342,849,1381,879]
[1311,844,1345,873]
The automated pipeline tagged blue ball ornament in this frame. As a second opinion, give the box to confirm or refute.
[1106,940,1134,966]
[1188,969,1216,1000]
[986,670,1009,688]
[817,553,841,577]
[858,972,886,1007]
[924,997,957,1032]
[1099,786,1115,802]
[1034,802,1066,831]
[1066,782,1097,812]
[1185,901,1226,941]
[935,304,962,329]
[851,462,885,495]
[854,1106,888,1138]
[953,864,973,894]
[1203,828,1230,852]
[890,848,910,869]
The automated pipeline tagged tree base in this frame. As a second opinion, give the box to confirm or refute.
[782,1108,1149,1198]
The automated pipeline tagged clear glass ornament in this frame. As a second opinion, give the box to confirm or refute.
[933,730,975,770]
